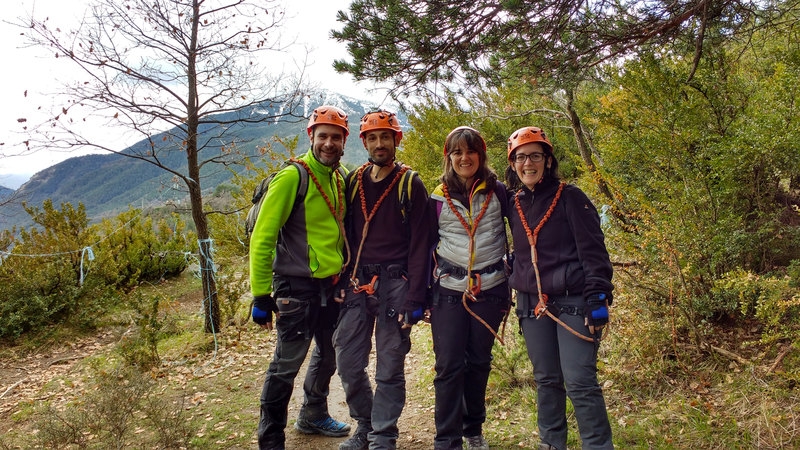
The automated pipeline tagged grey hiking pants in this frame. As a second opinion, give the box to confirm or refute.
[517,293,614,450]
[334,265,411,450]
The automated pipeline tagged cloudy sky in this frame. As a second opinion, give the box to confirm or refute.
[0,0,379,181]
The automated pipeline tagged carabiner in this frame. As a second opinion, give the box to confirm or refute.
[353,274,379,296]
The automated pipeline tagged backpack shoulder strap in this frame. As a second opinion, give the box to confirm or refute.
[287,160,309,206]
[343,165,415,223]
[398,169,416,224]
[246,160,307,239]
[346,167,360,203]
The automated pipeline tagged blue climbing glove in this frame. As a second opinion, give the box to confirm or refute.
[402,302,426,326]
[584,293,610,334]
[252,294,278,325]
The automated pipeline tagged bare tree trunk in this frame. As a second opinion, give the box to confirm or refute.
[188,0,218,333]
[198,233,220,333]
[20,0,302,332]
[186,138,219,332]
[563,88,640,231]
[564,88,614,203]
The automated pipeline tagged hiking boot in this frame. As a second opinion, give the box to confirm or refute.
[338,431,369,450]
[294,415,351,437]
[538,443,558,450]
[465,435,490,450]
[258,435,285,450]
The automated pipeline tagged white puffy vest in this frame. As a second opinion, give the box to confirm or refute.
[431,183,507,293]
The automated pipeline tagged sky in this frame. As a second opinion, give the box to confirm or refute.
[0,0,381,185]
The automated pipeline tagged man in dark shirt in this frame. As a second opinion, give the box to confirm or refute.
[333,110,430,450]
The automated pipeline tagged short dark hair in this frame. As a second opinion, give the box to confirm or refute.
[504,146,561,190]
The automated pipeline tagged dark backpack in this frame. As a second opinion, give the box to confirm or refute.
[245,161,308,240]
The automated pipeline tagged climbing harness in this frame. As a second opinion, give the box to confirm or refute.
[348,163,410,294]
[514,183,596,343]
[440,182,511,345]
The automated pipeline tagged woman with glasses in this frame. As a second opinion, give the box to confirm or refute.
[428,126,512,450]
[505,126,615,450]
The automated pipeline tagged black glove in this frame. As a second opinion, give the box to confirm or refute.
[252,294,278,325]
[584,293,610,333]
[402,303,426,326]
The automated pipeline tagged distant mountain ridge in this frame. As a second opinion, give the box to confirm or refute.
[0,174,30,190]
[0,91,406,232]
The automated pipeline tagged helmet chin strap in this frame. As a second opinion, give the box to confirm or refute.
[368,157,394,167]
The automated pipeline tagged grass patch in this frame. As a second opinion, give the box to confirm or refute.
[2,272,799,449]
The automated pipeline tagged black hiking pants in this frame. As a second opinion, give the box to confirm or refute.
[257,275,339,449]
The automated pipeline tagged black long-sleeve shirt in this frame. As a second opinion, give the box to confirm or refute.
[344,163,431,310]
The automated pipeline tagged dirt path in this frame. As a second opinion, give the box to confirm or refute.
[280,325,436,449]
[0,321,437,449]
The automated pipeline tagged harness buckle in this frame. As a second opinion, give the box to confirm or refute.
[468,273,482,297]
[463,290,477,303]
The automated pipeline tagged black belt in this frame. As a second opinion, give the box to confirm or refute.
[357,262,406,280]
[439,259,505,279]
[439,294,505,305]
[558,305,584,316]
[517,293,584,317]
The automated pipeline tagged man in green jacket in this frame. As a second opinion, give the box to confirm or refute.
[249,105,351,450]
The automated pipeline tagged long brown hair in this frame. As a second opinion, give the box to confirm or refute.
[440,127,498,195]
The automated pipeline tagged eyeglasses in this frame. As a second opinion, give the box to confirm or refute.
[513,152,546,163]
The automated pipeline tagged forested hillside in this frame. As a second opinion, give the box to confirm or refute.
[0,93,394,232]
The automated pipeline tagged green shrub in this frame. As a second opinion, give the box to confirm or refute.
[92,208,194,290]
[489,319,534,389]
[712,269,800,365]
[33,363,194,449]
[788,259,800,288]
[712,269,763,317]
[0,203,193,339]
[117,292,170,369]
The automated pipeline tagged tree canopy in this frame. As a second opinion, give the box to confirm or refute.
[333,0,799,97]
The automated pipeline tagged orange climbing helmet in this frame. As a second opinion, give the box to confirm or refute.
[359,110,403,141]
[507,126,552,160]
[307,105,350,137]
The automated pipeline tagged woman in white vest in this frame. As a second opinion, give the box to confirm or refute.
[428,126,511,450]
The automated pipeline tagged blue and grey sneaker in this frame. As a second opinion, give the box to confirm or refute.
[294,415,351,437]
